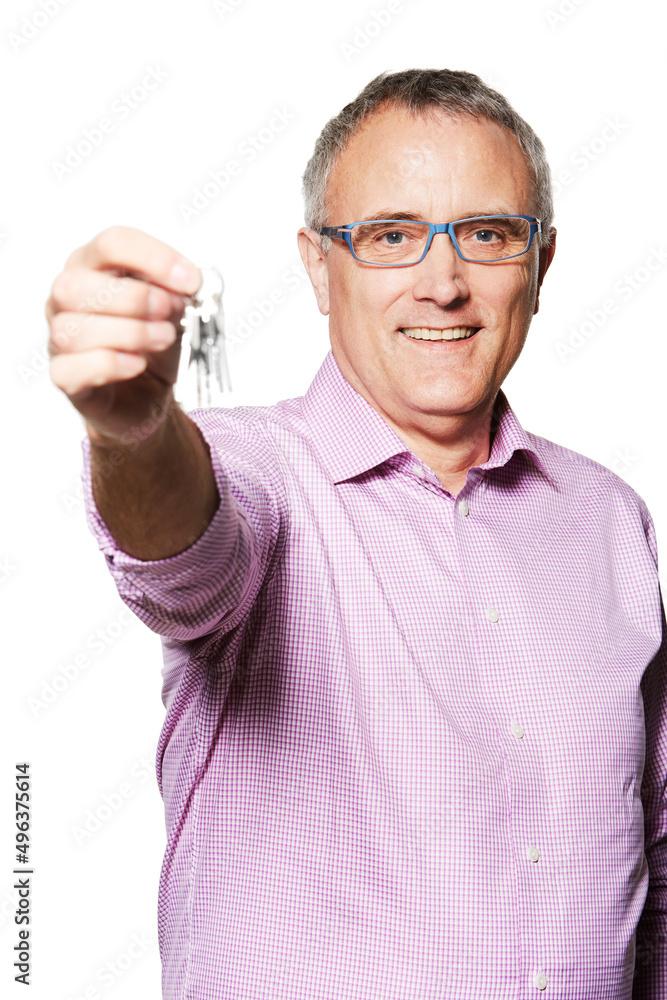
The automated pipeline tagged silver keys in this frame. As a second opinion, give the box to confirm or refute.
[179,266,232,406]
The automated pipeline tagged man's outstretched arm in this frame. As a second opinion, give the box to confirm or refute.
[49,226,285,642]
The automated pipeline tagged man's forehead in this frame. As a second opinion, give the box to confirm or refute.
[339,104,525,168]
[325,105,534,218]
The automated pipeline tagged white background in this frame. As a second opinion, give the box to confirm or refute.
[2,0,665,997]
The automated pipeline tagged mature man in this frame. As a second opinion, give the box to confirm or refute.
[47,70,666,998]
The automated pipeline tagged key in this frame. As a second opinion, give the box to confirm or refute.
[179,266,232,407]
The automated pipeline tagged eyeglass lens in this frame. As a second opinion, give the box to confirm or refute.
[349,217,532,263]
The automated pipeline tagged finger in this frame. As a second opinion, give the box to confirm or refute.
[44,284,186,323]
[48,312,178,357]
[65,225,201,296]
[50,348,148,398]
[48,270,186,321]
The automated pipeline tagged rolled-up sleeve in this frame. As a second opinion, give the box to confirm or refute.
[633,511,667,997]
[80,407,287,642]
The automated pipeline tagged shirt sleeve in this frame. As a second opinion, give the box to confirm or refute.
[633,507,667,997]
[80,407,287,642]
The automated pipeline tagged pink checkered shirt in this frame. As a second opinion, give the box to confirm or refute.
[82,349,667,999]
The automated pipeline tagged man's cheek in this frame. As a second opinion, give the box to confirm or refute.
[493,272,535,317]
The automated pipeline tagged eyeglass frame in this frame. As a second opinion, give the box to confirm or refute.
[319,215,543,266]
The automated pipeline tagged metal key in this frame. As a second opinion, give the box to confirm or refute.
[179,266,232,407]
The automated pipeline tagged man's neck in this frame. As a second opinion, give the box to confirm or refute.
[382,398,500,497]
[332,349,503,497]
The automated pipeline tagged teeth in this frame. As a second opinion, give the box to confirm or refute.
[401,326,478,341]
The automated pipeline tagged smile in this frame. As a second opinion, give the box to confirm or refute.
[400,326,479,341]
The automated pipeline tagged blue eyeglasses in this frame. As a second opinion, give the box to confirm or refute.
[319,215,542,266]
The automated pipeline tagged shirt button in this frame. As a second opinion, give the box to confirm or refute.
[534,972,548,990]
[486,607,499,623]
[511,722,524,739]
[527,846,540,863]
[412,463,425,478]
[459,499,469,516]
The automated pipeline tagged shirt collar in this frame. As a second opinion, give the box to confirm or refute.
[302,349,557,488]
[482,389,558,487]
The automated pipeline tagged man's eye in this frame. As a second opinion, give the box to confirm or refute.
[473,229,500,243]
[380,230,408,245]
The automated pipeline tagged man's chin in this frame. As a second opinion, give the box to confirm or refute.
[399,384,492,422]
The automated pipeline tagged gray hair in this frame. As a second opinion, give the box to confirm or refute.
[302,69,554,249]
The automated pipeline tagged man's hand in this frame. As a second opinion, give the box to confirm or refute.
[46,225,201,445]
[46,226,220,560]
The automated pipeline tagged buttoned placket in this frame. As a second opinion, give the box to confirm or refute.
[451,464,551,995]
[405,454,552,993]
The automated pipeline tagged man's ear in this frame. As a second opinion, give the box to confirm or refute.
[298,228,330,316]
[534,227,556,315]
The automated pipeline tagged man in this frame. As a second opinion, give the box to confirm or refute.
[47,69,666,998]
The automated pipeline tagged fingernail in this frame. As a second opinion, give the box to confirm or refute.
[169,260,200,294]
[148,289,167,319]
[118,351,145,374]
[147,321,174,348]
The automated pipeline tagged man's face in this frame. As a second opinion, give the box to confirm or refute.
[299,105,556,433]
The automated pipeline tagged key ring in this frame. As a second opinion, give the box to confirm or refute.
[176,265,232,407]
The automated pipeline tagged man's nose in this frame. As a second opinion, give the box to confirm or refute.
[410,230,470,304]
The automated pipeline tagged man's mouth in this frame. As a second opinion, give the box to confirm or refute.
[399,326,480,341]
